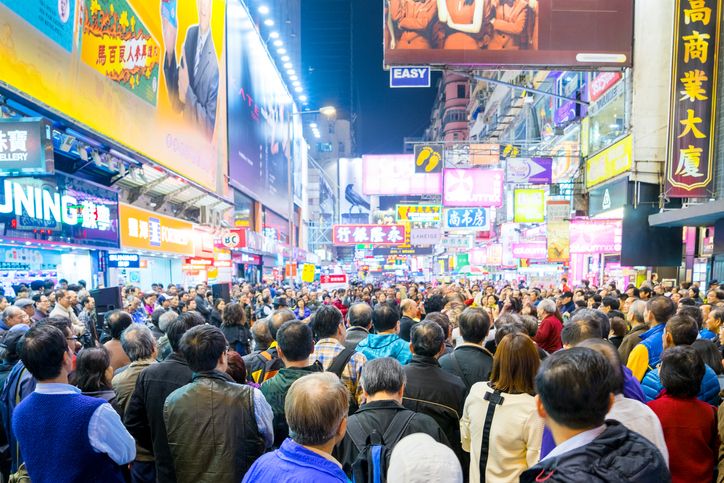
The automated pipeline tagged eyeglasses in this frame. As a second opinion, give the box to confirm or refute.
[66,336,78,342]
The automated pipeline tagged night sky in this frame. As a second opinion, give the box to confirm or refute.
[302,0,438,155]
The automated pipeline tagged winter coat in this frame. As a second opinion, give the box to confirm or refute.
[641,364,721,406]
[356,333,412,365]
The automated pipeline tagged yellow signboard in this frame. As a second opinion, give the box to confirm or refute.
[0,0,227,192]
[119,203,195,255]
[586,135,633,188]
[301,264,316,283]
[514,189,546,223]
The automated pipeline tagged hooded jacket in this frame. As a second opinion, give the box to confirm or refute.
[520,421,670,483]
[356,333,412,364]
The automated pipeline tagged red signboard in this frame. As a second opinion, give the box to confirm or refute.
[589,72,623,102]
[333,224,406,246]
[320,274,349,290]
[665,0,721,198]
[219,229,246,250]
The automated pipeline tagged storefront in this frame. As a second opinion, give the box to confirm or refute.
[0,173,120,293]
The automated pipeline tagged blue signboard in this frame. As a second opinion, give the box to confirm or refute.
[108,253,140,268]
[0,0,76,52]
[390,66,431,88]
[444,208,490,230]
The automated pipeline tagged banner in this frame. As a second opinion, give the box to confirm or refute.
[546,200,570,223]
[384,0,633,68]
[338,157,370,224]
[443,169,504,207]
[547,221,570,263]
[586,135,633,188]
[396,204,441,223]
[409,228,441,246]
[665,0,721,198]
[0,118,55,176]
[506,158,552,184]
[569,219,622,254]
[512,242,547,260]
[0,0,227,192]
[119,203,194,255]
[443,207,490,231]
[514,189,545,223]
[363,155,442,196]
[333,224,406,246]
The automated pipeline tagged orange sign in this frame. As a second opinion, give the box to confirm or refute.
[119,203,194,255]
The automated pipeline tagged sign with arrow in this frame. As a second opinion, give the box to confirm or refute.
[506,157,553,184]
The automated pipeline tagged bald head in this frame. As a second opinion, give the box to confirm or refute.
[285,373,349,446]
[348,303,373,328]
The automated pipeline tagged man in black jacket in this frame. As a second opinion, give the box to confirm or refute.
[520,347,670,483]
[398,299,419,342]
[401,321,466,466]
[124,312,204,483]
[439,307,493,392]
[335,357,448,475]
[194,284,212,322]
[344,303,372,350]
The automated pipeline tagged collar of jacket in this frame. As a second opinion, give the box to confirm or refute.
[640,323,665,340]
[279,361,324,377]
[166,352,189,365]
[454,343,494,358]
[357,399,406,412]
[191,369,235,383]
[347,327,369,334]
[410,354,440,367]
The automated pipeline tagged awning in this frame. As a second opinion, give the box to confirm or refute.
[648,199,724,227]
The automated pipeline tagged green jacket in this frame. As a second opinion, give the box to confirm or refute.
[163,370,265,483]
[261,363,323,448]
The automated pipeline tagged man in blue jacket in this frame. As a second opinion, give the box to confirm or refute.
[641,314,720,405]
[356,304,412,364]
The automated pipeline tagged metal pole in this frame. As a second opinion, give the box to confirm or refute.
[464,73,589,106]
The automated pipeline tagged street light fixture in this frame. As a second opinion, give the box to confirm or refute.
[292,106,337,118]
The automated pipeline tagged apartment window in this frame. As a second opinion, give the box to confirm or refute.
[457,84,466,99]
[328,122,335,135]
[338,142,345,155]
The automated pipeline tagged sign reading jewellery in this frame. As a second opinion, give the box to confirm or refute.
[0,118,55,176]
[665,0,722,197]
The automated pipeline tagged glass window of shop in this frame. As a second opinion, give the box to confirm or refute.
[233,190,255,229]
[556,72,584,107]
[263,209,289,245]
[586,79,628,156]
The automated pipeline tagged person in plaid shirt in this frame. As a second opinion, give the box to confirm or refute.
[310,305,367,406]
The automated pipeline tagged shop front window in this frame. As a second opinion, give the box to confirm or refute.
[233,190,254,228]
[586,81,627,155]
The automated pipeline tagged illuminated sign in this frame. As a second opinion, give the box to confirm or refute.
[443,208,490,231]
[333,224,406,246]
[395,204,442,223]
[120,204,194,255]
[108,253,140,268]
[443,169,504,207]
[0,118,54,176]
[586,135,633,188]
[514,189,546,223]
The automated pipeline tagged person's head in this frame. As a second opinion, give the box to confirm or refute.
[159,310,178,333]
[106,310,132,340]
[387,433,463,483]
[3,306,29,328]
[0,329,26,364]
[268,309,296,340]
[348,303,373,329]
[32,293,50,315]
[601,296,620,313]
[559,291,573,304]
[639,286,652,300]
[55,289,72,309]
[663,314,699,349]
[457,307,490,345]
[213,298,226,313]
[251,320,273,351]
[19,324,72,381]
[372,303,400,333]
[225,350,247,383]
[13,299,35,318]
[285,373,348,449]
[120,324,156,362]
[677,305,704,330]
[409,321,444,358]
[73,347,113,392]
[490,333,539,395]
[277,321,314,363]
[659,345,705,398]
[167,311,205,353]
[400,298,418,318]
[562,310,604,347]
[80,295,95,313]
[222,303,246,327]
[690,286,701,299]
[195,284,207,296]
[424,312,451,342]
[609,316,627,339]
[628,299,647,326]
[692,339,723,375]
[311,305,345,341]
[535,347,615,431]
[360,357,406,401]
[424,294,446,314]
[179,325,228,373]
[536,298,557,318]
[706,308,724,333]
[577,339,625,395]
[645,296,676,326]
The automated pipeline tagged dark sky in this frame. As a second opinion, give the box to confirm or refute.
[302,0,437,155]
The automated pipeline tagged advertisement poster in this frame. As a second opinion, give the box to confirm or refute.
[227,0,299,217]
[384,0,633,68]
[506,157,553,184]
[569,219,622,254]
[514,189,545,223]
[546,221,569,262]
[333,224,406,246]
[0,0,227,192]
[363,155,442,196]
[119,203,194,255]
[586,134,633,188]
[443,168,504,207]
[339,157,370,224]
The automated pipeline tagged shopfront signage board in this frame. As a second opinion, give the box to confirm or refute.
[333,224,406,246]
[443,169,504,207]
[585,135,633,188]
[119,203,194,256]
[0,118,55,177]
[443,208,490,230]
[514,189,546,223]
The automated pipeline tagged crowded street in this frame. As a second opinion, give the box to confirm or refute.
[0,0,721,481]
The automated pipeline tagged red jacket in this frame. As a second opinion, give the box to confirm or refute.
[332,299,348,319]
[534,314,563,353]
[648,394,718,483]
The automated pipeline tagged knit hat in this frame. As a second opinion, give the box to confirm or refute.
[387,433,463,483]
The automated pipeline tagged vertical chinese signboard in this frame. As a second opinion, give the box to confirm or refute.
[666,0,722,197]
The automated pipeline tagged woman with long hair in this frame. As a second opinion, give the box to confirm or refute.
[221,303,252,356]
[72,347,122,415]
[461,333,544,482]
[210,298,226,327]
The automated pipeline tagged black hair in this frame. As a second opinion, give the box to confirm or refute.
[222,303,246,328]
[311,305,343,340]
[424,312,451,339]
[167,311,205,352]
[348,303,373,328]
[372,303,400,332]
[659,346,705,398]
[73,347,112,392]
[692,339,723,376]
[423,294,445,314]
[535,347,614,429]
[180,325,228,372]
[601,297,620,311]
[666,314,699,346]
[564,309,606,345]
[410,321,444,357]
[494,322,526,346]
[277,321,313,362]
[106,310,132,340]
[678,297,697,307]
[19,325,68,381]
[644,296,675,326]
[678,305,704,330]
[457,307,490,344]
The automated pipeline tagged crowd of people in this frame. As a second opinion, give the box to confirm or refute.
[0,275,723,482]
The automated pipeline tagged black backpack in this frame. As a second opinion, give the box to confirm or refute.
[326,347,359,415]
[346,410,415,483]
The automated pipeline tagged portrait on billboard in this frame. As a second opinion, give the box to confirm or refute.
[384,0,633,67]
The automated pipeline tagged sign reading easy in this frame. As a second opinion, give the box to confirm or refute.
[390,66,431,88]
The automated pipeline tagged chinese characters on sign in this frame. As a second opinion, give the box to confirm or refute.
[666,0,721,197]
[395,204,442,224]
[443,208,490,231]
[0,119,54,176]
[120,204,194,255]
[333,224,406,246]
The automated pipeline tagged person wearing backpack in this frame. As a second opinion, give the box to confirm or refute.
[335,358,448,482]
[310,306,367,409]
[244,310,295,384]
[439,307,494,393]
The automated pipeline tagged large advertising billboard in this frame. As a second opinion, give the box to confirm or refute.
[384,0,633,68]
[227,0,299,217]
[339,157,370,224]
[0,0,227,192]
[443,168,504,207]
[363,155,443,196]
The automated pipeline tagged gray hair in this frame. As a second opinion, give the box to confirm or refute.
[120,324,156,362]
[538,298,557,314]
[361,357,406,395]
[3,306,23,321]
[629,300,647,325]
[285,373,349,446]
[159,311,178,333]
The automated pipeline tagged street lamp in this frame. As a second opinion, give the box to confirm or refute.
[294,105,336,118]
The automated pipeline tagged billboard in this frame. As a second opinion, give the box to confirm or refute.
[443,168,504,207]
[569,219,622,254]
[443,207,490,231]
[514,189,546,223]
[586,135,633,188]
[119,203,194,255]
[396,204,442,223]
[339,157,370,224]
[506,157,552,184]
[363,155,443,196]
[0,118,55,176]
[227,0,299,216]
[333,224,406,246]
[384,0,633,68]
[665,0,721,198]
[512,241,547,260]
[0,0,227,192]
